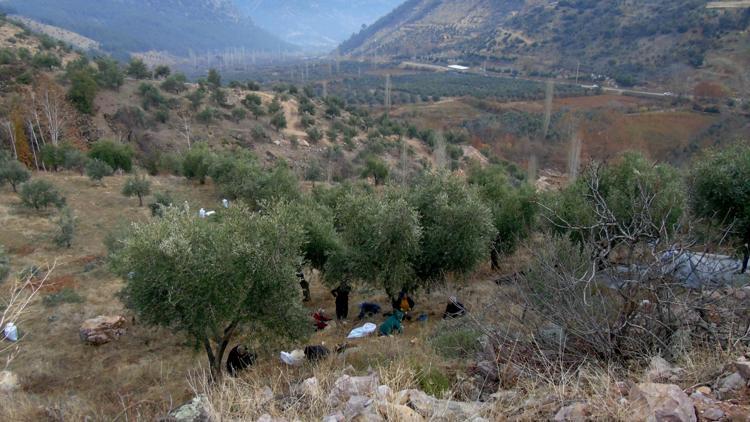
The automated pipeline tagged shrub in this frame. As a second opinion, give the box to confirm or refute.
[149,191,173,217]
[126,58,151,79]
[85,159,114,183]
[122,174,151,206]
[61,148,88,175]
[54,206,76,248]
[360,156,389,185]
[19,180,66,210]
[0,159,30,192]
[430,326,481,359]
[68,70,98,115]
[89,140,134,172]
[0,246,9,284]
[306,127,323,143]
[416,367,452,398]
[231,107,246,123]
[182,144,212,184]
[271,112,287,131]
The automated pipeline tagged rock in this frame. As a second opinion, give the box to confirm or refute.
[327,375,379,407]
[490,389,518,401]
[299,139,310,148]
[629,383,696,422]
[375,401,424,421]
[300,377,322,398]
[169,395,213,422]
[79,315,126,345]
[554,402,589,421]
[322,412,344,422]
[0,370,19,393]
[255,386,273,405]
[734,357,750,380]
[376,385,392,401]
[696,386,711,396]
[399,389,485,421]
[257,415,288,422]
[647,356,685,383]
[702,407,725,421]
[718,372,745,397]
[474,361,499,383]
[344,395,383,422]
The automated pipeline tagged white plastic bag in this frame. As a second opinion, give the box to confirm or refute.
[280,349,305,366]
[346,322,377,339]
[4,323,18,342]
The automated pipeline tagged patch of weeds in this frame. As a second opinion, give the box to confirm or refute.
[416,366,452,398]
[430,325,481,359]
[43,288,84,307]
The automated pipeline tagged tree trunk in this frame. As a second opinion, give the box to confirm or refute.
[138,194,143,207]
[202,320,240,382]
[742,239,749,274]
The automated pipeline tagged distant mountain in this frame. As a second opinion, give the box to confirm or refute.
[236,0,404,51]
[339,0,750,87]
[0,0,294,56]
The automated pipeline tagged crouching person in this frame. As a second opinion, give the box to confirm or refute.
[226,345,257,377]
[379,310,404,336]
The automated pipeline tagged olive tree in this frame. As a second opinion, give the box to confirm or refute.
[467,163,537,269]
[408,172,496,282]
[689,144,750,272]
[19,180,66,210]
[55,206,76,248]
[327,190,421,297]
[85,159,114,183]
[0,159,30,192]
[122,174,151,206]
[111,203,309,380]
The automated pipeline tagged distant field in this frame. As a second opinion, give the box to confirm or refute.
[706,1,750,8]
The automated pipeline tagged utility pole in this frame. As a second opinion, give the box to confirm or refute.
[384,73,392,115]
[575,61,581,85]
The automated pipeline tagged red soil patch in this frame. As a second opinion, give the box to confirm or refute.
[9,244,35,257]
[72,254,103,267]
[37,275,78,293]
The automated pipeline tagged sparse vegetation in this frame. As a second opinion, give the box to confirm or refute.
[121,173,151,206]
[54,206,76,248]
[19,179,65,210]
[85,159,114,183]
[0,158,30,192]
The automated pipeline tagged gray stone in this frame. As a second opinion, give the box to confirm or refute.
[0,370,19,393]
[718,372,745,395]
[734,357,750,380]
[629,383,696,422]
[326,374,379,407]
[169,395,212,422]
[647,356,685,383]
[554,402,589,421]
[702,407,725,421]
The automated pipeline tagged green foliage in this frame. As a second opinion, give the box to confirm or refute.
[242,93,262,108]
[545,152,684,248]
[89,140,134,172]
[126,58,151,79]
[54,206,76,248]
[468,163,537,256]
[291,200,340,270]
[31,51,61,69]
[0,159,30,192]
[360,156,389,185]
[267,98,282,115]
[122,174,151,206]
[137,83,166,110]
[408,172,496,281]
[327,190,421,296]
[43,288,84,307]
[209,153,300,209]
[111,203,310,377]
[67,70,98,115]
[182,144,212,184]
[153,65,171,79]
[95,58,124,90]
[61,148,88,175]
[270,112,287,131]
[149,191,173,217]
[207,68,221,88]
[211,88,228,107]
[416,367,452,398]
[186,89,205,110]
[306,127,323,143]
[430,326,481,359]
[689,143,750,269]
[231,107,246,123]
[19,179,66,210]
[160,73,187,93]
[85,159,114,182]
[196,107,217,126]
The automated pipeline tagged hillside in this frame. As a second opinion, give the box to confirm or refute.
[340,0,750,91]
[0,0,293,57]
[238,0,403,51]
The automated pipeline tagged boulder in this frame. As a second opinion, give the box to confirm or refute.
[327,374,379,407]
[257,415,288,422]
[0,370,19,393]
[79,315,126,345]
[169,395,213,422]
[255,386,274,405]
[646,356,684,383]
[300,377,322,398]
[717,372,745,398]
[399,389,485,421]
[734,357,750,380]
[554,402,589,421]
[322,412,344,422]
[701,408,725,421]
[375,385,392,401]
[375,401,424,422]
[629,383,696,422]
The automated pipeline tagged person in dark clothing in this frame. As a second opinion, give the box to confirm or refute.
[304,345,330,361]
[443,296,466,319]
[298,268,311,302]
[357,302,381,320]
[392,289,415,314]
[331,283,351,320]
[226,345,256,377]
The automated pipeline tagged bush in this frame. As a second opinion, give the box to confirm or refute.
[43,288,84,307]
[55,206,76,248]
[68,70,98,115]
[430,326,481,359]
[182,144,212,184]
[360,156,389,185]
[19,180,66,210]
[122,174,151,206]
[126,58,151,79]
[0,159,30,192]
[61,148,88,175]
[149,191,174,217]
[89,140,134,172]
[85,159,114,183]
[416,367,452,398]
[271,112,287,131]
